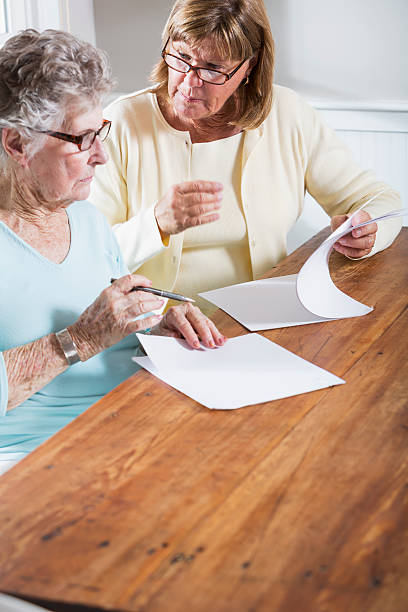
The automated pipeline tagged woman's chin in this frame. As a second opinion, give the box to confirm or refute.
[174,97,209,121]
[73,184,91,202]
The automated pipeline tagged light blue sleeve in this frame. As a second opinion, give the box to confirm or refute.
[0,353,8,417]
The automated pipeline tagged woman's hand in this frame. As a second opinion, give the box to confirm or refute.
[69,274,164,361]
[154,180,223,235]
[150,303,227,349]
[331,210,378,258]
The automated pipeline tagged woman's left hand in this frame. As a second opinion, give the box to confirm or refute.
[150,303,227,349]
[331,210,378,258]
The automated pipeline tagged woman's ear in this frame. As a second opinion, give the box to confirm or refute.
[2,128,29,167]
[245,53,258,78]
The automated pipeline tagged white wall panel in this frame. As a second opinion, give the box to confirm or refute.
[287,114,408,253]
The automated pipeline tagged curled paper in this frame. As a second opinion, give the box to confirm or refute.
[200,205,407,330]
[296,207,406,319]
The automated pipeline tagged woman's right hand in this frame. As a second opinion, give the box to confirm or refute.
[154,180,223,235]
[68,274,164,361]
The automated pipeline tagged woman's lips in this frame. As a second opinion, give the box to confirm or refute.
[179,90,203,103]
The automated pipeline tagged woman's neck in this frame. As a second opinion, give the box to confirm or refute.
[0,168,63,227]
[157,95,242,144]
[0,169,71,264]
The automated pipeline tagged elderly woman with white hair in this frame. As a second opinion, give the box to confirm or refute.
[0,29,226,473]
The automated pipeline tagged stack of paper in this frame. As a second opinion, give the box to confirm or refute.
[133,333,344,410]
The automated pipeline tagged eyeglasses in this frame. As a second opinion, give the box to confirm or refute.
[161,40,247,85]
[30,119,112,151]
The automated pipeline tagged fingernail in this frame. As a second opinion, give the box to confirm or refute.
[193,341,200,348]
[354,229,361,237]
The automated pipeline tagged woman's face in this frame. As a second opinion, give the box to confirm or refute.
[26,106,108,209]
[167,38,252,123]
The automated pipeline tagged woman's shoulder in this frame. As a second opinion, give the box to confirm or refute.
[68,200,110,228]
[104,86,158,121]
[271,85,312,114]
[262,85,317,131]
[68,201,119,248]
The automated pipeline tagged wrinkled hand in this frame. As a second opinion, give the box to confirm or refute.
[154,180,223,235]
[331,210,378,258]
[69,274,164,361]
[150,302,227,349]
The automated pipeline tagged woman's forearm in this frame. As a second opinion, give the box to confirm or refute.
[3,334,68,411]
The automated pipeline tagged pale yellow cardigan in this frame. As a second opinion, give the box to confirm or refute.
[90,85,402,289]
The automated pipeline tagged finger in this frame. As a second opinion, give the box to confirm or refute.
[351,210,371,226]
[123,294,164,318]
[332,243,372,258]
[186,201,222,218]
[204,317,228,346]
[190,213,221,227]
[183,306,219,348]
[178,208,221,231]
[172,315,201,348]
[164,305,201,348]
[350,221,378,239]
[186,212,221,229]
[128,274,153,290]
[111,273,152,294]
[111,290,163,319]
[184,192,223,207]
[127,314,163,334]
[177,180,223,195]
[330,214,348,232]
[350,211,376,237]
[337,233,375,250]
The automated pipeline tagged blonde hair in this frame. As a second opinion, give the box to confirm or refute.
[150,0,275,130]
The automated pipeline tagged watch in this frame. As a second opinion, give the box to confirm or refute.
[55,328,81,365]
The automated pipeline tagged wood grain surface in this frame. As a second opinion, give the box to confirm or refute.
[1,228,407,612]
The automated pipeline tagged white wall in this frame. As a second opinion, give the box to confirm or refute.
[94,0,173,93]
[269,0,408,103]
[93,0,408,103]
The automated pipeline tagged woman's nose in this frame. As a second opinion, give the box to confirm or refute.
[183,68,203,87]
[89,136,108,165]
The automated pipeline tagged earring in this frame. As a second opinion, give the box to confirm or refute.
[243,76,249,86]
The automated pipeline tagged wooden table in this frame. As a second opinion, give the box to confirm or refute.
[1,228,407,612]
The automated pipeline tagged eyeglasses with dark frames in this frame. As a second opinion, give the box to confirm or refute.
[30,119,112,152]
[161,38,248,85]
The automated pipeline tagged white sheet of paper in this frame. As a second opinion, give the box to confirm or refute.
[198,275,334,331]
[133,333,344,410]
[199,207,407,330]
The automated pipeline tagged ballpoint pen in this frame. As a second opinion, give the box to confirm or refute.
[110,278,195,303]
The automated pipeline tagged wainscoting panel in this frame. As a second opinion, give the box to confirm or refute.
[287,103,408,254]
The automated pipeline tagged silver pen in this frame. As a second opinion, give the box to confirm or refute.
[110,278,195,303]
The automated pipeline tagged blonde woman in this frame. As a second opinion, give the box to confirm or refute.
[90,0,401,313]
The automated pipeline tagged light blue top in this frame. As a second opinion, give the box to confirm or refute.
[0,201,141,460]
